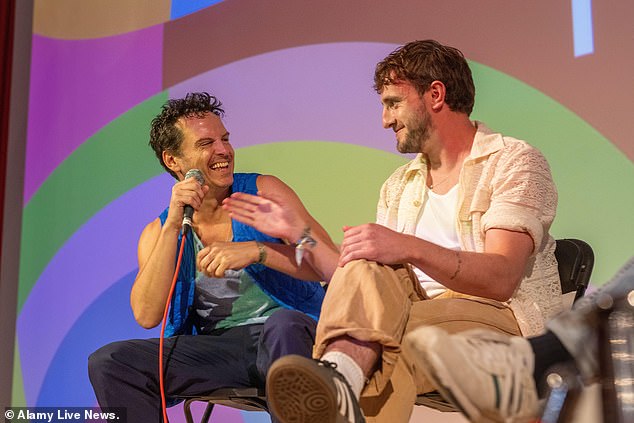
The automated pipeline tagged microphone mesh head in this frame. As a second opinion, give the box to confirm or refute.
[184,168,205,185]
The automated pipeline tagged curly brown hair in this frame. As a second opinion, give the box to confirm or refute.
[149,92,225,179]
[374,40,475,115]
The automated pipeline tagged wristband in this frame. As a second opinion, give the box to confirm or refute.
[256,242,267,264]
[295,227,317,266]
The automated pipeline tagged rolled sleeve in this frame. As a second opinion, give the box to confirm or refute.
[482,204,544,253]
[481,142,557,255]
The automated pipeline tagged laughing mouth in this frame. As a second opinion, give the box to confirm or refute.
[210,161,230,170]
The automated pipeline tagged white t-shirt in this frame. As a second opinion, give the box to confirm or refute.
[412,184,460,298]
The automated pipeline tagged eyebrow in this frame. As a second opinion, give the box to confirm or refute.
[381,95,401,105]
[194,132,231,147]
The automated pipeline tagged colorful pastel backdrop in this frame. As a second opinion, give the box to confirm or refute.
[6,1,634,422]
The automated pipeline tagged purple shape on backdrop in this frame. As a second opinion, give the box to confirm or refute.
[169,42,399,155]
[167,401,245,423]
[25,26,163,204]
[17,174,173,404]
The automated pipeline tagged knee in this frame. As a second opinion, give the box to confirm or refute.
[264,309,316,337]
[331,259,392,286]
[88,341,128,380]
[89,344,112,374]
[258,310,316,369]
[337,259,374,275]
[262,309,317,351]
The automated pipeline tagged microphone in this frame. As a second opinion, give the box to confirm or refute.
[182,169,205,233]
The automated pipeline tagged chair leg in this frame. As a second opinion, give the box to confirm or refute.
[201,402,215,423]
[183,398,196,423]
[183,398,215,423]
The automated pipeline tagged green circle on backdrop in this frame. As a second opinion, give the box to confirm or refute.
[235,141,408,244]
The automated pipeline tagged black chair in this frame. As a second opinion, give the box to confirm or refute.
[415,238,595,412]
[179,238,595,421]
[555,238,594,304]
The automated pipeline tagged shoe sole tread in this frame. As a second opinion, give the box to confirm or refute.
[267,356,339,423]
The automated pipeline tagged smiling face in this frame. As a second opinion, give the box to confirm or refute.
[380,80,433,154]
[164,112,235,191]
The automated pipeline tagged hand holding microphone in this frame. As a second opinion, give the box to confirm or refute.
[181,169,205,234]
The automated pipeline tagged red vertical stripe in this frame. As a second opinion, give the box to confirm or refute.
[0,0,16,256]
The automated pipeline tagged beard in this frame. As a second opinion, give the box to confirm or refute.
[397,107,432,154]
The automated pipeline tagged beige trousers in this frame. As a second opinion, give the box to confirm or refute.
[314,260,522,423]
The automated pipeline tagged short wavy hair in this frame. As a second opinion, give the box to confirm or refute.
[149,92,225,178]
[374,40,475,115]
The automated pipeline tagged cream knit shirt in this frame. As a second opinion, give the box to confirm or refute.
[376,122,562,336]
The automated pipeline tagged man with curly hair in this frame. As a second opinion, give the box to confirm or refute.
[88,92,338,422]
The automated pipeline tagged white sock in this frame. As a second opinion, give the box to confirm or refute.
[322,351,365,399]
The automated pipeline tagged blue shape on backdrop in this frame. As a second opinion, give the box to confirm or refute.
[171,0,226,20]
[241,410,272,423]
[572,0,594,57]
[36,271,159,406]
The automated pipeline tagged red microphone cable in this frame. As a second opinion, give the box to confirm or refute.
[159,230,188,423]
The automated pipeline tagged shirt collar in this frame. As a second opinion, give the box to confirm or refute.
[469,121,505,159]
[404,153,426,177]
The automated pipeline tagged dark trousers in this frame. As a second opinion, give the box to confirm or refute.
[88,309,316,422]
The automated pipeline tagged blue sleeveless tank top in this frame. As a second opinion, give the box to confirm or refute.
[160,173,325,336]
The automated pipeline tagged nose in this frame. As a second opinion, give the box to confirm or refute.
[213,140,232,155]
[382,107,395,129]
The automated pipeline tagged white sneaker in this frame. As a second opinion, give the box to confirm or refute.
[405,327,539,423]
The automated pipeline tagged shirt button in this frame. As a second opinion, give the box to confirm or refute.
[413,200,421,207]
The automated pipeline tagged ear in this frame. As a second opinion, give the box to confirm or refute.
[163,151,183,179]
[428,80,446,111]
